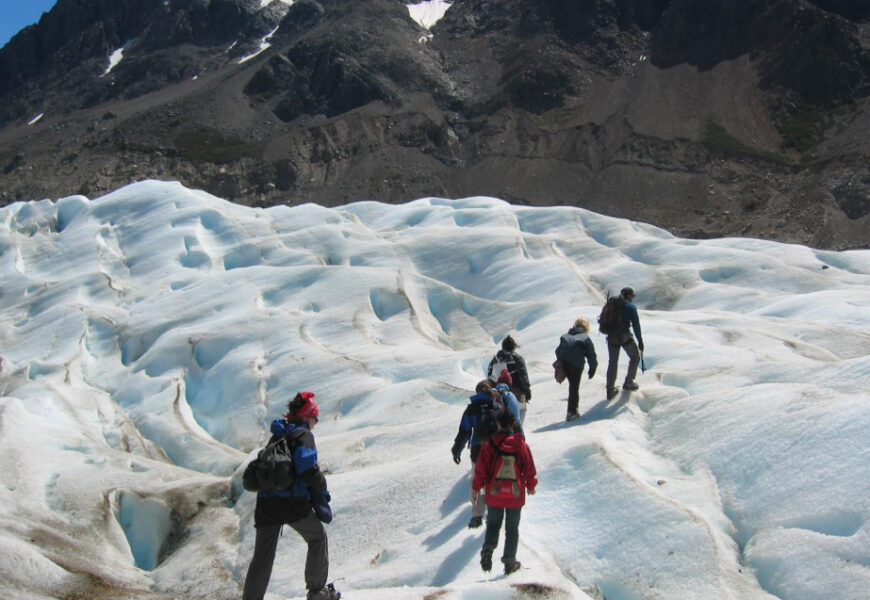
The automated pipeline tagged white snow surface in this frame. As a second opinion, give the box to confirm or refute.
[407,0,453,30]
[238,25,281,64]
[260,0,295,7]
[0,180,869,600]
[102,46,126,76]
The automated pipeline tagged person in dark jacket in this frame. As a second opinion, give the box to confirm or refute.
[606,287,644,399]
[242,392,340,600]
[451,380,500,529]
[555,318,598,421]
[472,409,537,575]
[487,335,532,422]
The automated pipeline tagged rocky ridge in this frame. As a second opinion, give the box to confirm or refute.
[1,0,869,249]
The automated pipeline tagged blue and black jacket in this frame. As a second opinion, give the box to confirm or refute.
[451,392,497,463]
[254,418,328,527]
[555,327,599,375]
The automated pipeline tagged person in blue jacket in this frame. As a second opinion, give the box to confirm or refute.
[494,370,523,429]
[451,379,501,529]
[555,317,598,421]
[243,392,340,600]
[605,287,644,399]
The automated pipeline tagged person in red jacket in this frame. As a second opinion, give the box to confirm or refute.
[472,409,537,575]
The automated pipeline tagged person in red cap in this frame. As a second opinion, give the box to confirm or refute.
[494,370,523,429]
[243,391,340,600]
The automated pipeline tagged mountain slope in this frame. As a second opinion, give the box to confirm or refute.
[0,0,869,249]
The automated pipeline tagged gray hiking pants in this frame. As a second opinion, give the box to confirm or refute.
[514,391,527,424]
[242,512,328,600]
[471,461,487,518]
[606,335,640,390]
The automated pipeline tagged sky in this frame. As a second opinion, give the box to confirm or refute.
[0,0,57,49]
[0,179,868,600]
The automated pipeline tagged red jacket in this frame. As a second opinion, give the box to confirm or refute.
[472,430,537,508]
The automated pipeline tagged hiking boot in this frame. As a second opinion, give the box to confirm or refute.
[623,381,639,391]
[504,560,521,575]
[308,583,340,600]
[480,546,494,572]
[468,516,483,529]
[606,387,619,400]
[566,412,579,422]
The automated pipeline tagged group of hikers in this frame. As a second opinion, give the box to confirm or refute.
[241,286,645,600]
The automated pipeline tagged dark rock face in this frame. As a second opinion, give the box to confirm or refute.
[652,0,870,106]
[0,0,869,249]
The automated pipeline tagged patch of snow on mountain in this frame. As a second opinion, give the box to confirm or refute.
[407,0,453,30]
[102,45,127,76]
[238,25,280,64]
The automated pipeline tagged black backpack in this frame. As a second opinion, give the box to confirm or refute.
[598,294,626,335]
[242,434,296,493]
[477,398,502,442]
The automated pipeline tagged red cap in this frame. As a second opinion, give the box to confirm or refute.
[295,391,319,419]
[498,369,512,387]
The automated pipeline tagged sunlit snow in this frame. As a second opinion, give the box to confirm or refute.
[238,25,281,64]
[27,112,44,125]
[102,46,126,76]
[407,0,453,30]
[260,0,296,8]
[0,180,868,600]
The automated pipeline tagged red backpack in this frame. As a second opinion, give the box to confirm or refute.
[488,438,522,499]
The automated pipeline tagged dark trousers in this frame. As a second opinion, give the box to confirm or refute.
[483,506,522,563]
[243,512,328,600]
[606,335,640,390]
[566,364,582,415]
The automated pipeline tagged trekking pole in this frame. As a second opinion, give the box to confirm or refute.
[640,351,646,373]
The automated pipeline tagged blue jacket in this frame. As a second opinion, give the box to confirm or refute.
[622,301,643,345]
[494,383,522,429]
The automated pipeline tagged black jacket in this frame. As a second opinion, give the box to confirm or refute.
[487,349,532,399]
[555,327,598,375]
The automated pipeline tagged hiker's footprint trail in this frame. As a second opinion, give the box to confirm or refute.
[526,388,778,599]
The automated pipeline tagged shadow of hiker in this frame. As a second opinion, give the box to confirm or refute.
[423,510,473,552]
[430,534,482,587]
[578,394,630,423]
[424,471,480,554]
[533,394,630,433]
[440,470,471,518]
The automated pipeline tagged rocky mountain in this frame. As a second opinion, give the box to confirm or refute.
[1,0,868,249]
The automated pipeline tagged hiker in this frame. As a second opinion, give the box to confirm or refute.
[487,335,532,423]
[472,409,537,576]
[494,369,523,429]
[451,380,502,528]
[242,392,340,600]
[604,287,644,399]
[555,317,598,421]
